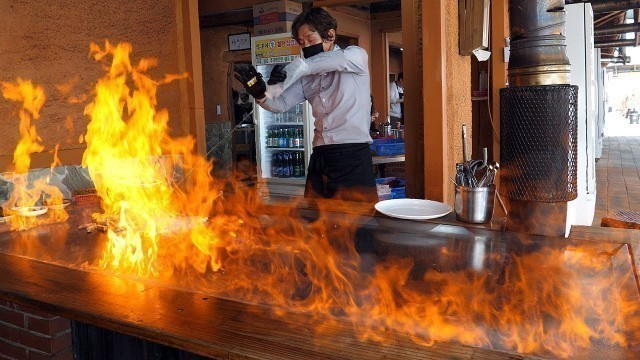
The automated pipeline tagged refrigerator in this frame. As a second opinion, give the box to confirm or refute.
[251,34,314,198]
[566,3,597,230]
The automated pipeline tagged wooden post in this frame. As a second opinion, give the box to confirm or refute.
[420,0,447,201]
[401,0,425,200]
[178,0,207,156]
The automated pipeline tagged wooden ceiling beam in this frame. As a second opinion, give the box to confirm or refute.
[332,6,370,19]
[200,9,253,28]
[313,0,387,8]
[369,10,401,20]
[198,0,262,15]
[331,6,400,21]
[594,11,625,27]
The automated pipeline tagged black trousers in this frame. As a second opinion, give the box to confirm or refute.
[304,143,378,203]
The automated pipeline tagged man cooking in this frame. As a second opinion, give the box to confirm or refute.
[234,8,377,203]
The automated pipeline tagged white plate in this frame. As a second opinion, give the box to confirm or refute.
[46,199,71,210]
[375,199,452,220]
[0,215,13,223]
[11,206,48,217]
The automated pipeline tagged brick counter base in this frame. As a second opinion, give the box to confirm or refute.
[0,301,72,360]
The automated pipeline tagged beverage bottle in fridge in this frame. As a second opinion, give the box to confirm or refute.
[275,151,282,178]
[293,152,301,177]
[278,128,285,148]
[282,128,288,148]
[288,128,294,148]
[271,152,278,177]
[297,128,303,148]
[288,151,295,177]
[293,128,300,148]
[296,104,303,123]
[281,152,290,178]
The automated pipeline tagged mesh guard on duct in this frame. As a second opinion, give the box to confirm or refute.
[500,85,579,202]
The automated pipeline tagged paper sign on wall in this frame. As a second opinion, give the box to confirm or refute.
[228,33,251,51]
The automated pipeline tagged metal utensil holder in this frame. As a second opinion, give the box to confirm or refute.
[455,185,496,224]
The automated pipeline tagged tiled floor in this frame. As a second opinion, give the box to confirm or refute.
[592,137,640,226]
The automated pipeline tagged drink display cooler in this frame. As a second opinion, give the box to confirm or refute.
[251,34,314,198]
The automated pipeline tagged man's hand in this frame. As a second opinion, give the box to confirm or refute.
[234,65,266,100]
[267,64,287,85]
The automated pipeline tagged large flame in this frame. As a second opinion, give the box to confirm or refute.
[1,79,68,230]
[67,40,640,358]
[83,41,221,276]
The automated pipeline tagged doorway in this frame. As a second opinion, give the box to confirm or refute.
[231,63,257,182]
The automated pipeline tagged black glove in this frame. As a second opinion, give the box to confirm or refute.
[267,64,287,85]
[234,65,266,100]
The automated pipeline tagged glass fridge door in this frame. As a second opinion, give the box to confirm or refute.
[254,64,308,192]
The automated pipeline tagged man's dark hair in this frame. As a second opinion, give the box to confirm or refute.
[291,8,337,42]
[397,72,403,82]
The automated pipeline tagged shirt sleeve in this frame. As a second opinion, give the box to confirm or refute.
[259,79,306,113]
[389,83,399,104]
[303,46,369,76]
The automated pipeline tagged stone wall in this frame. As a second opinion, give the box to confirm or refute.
[0,0,186,167]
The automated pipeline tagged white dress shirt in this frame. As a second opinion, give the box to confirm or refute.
[389,81,403,118]
[259,46,372,148]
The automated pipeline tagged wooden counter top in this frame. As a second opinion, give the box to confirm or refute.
[0,203,635,359]
[0,251,541,360]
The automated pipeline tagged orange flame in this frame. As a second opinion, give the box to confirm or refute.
[83,41,219,276]
[1,79,69,230]
[77,40,639,359]
[2,78,45,174]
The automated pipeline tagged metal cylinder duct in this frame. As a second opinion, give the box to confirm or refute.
[501,0,579,237]
[507,0,571,86]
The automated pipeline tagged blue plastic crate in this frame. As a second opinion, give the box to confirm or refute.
[370,138,405,156]
[391,187,405,199]
[376,143,405,156]
[375,177,405,187]
[376,177,405,200]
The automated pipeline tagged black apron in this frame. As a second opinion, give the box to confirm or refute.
[304,143,378,203]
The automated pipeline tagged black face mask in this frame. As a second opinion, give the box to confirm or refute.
[302,43,324,59]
